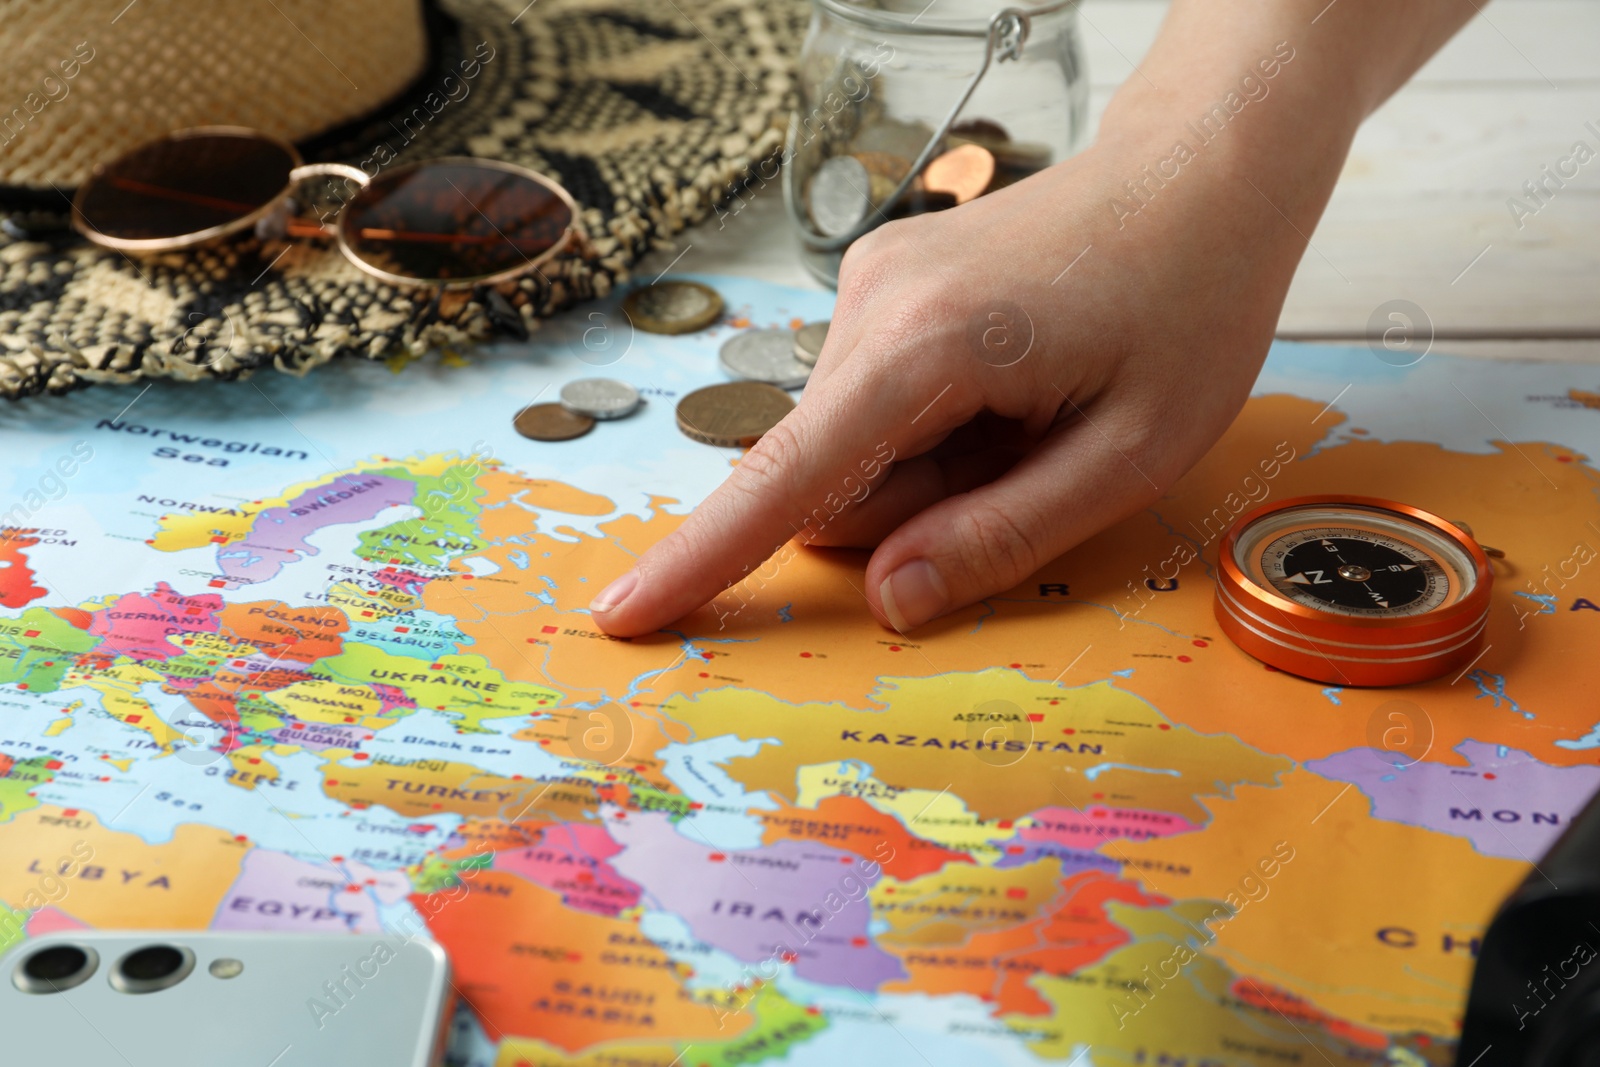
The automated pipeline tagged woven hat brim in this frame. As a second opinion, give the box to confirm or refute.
[0,0,805,401]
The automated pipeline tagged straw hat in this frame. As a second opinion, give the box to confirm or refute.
[0,0,804,399]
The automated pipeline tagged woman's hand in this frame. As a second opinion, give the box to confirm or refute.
[588,0,1477,638]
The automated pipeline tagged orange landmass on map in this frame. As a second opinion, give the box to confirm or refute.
[48,606,94,631]
[415,869,744,1052]
[322,758,600,822]
[1114,768,1526,1035]
[873,857,1070,944]
[0,530,47,609]
[509,704,687,789]
[760,793,973,880]
[0,806,245,928]
[882,870,1167,1015]
[1232,976,1391,1051]
[432,395,1600,779]
[475,468,615,529]
[218,600,348,663]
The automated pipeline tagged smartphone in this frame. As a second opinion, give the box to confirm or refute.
[0,930,454,1066]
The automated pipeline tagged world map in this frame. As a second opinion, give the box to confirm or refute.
[0,275,1596,1067]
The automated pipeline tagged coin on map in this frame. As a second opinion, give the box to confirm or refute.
[807,155,872,237]
[793,321,829,366]
[560,378,642,420]
[923,143,996,204]
[676,382,796,447]
[720,329,813,390]
[514,403,595,441]
[622,280,724,335]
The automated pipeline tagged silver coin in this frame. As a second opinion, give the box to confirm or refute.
[560,378,642,420]
[807,156,871,237]
[793,320,829,366]
[720,329,813,390]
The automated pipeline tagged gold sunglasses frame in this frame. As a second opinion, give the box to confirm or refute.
[70,126,583,291]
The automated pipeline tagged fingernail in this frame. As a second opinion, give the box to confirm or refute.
[590,569,639,615]
[878,558,949,632]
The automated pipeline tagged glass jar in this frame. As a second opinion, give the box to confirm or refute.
[784,0,1088,286]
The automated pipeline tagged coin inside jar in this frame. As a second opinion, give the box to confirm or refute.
[676,382,796,448]
[514,403,596,442]
[622,280,724,335]
[720,329,813,390]
[807,155,872,237]
[560,378,641,420]
[923,143,996,204]
[793,321,829,366]
[852,151,912,206]
[851,118,937,162]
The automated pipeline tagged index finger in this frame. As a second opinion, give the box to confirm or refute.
[588,359,946,636]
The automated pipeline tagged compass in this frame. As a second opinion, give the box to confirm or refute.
[1213,495,1494,686]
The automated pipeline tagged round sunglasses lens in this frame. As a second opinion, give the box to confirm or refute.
[77,132,295,245]
[339,161,572,284]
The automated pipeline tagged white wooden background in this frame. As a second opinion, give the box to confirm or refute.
[642,0,1600,363]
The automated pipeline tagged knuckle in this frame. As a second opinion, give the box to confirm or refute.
[949,498,1046,590]
[836,222,910,310]
[725,418,805,507]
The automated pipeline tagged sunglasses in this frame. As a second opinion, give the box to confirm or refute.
[71,126,581,290]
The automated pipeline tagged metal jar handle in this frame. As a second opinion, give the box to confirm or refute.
[783,2,1067,253]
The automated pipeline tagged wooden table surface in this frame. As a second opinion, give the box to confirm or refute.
[642,0,1600,364]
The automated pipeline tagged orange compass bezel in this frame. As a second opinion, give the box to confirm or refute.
[1213,494,1493,687]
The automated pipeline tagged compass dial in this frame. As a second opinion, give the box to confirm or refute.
[1262,529,1447,615]
[1233,504,1478,619]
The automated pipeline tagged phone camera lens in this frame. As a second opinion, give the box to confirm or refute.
[110,944,195,994]
[12,944,99,994]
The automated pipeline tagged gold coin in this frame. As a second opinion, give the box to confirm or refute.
[853,151,912,184]
[514,402,596,442]
[950,118,1012,145]
[852,119,936,161]
[623,280,725,335]
[675,382,796,448]
[923,143,996,205]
